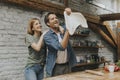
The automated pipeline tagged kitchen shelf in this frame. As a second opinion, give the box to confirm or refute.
[75,61,110,67]
[72,46,104,48]
[72,61,110,72]
[71,34,89,37]
[71,29,106,71]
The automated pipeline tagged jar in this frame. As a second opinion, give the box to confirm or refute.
[86,55,91,63]
[101,56,105,61]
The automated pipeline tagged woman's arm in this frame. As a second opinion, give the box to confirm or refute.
[31,34,44,51]
[31,31,47,51]
[59,26,64,34]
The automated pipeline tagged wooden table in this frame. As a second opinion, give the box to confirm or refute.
[43,69,120,80]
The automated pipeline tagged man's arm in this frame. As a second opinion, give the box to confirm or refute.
[60,30,69,49]
[44,32,65,51]
[60,8,72,48]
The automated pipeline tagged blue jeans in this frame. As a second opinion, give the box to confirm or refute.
[24,64,44,80]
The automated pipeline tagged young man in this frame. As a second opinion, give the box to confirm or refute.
[44,8,77,77]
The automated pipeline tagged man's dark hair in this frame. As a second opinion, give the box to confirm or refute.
[44,12,56,27]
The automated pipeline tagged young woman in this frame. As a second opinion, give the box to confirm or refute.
[24,18,46,80]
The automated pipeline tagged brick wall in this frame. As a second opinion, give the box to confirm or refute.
[0,3,48,80]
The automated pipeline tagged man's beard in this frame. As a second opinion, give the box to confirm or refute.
[53,23,60,32]
[53,27,60,32]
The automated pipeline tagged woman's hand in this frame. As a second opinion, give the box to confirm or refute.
[42,30,49,36]
[59,26,64,34]
[64,8,72,15]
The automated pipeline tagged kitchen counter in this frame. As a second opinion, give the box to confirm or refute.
[43,68,120,80]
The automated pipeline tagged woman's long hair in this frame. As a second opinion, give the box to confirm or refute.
[27,18,40,35]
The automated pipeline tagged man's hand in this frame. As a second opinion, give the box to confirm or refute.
[65,8,72,15]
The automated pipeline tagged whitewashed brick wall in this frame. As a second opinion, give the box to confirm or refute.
[0,3,48,80]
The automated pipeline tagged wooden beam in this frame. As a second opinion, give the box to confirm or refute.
[117,22,120,60]
[103,21,117,45]
[1,0,101,25]
[83,12,101,24]
[64,0,68,7]
[2,0,65,14]
[100,13,120,21]
[88,22,116,48]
